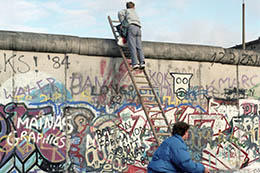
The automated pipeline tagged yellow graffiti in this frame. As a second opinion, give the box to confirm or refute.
[40,93,63,103]
[14,95,25,102]
[25,95,32,101]
[13,94,33,102]
[250,128,260,145]
[40,94,48,102]
[16,137,35,157]
[53,92,62,100]
[0,132,37,154]
[81,89,92,102]
[163,96,189,106]
[0,135,13,153]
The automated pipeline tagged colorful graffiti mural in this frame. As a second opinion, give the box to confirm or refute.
[0,51,260,172]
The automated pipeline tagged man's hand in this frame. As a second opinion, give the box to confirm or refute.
[204,167,210,173]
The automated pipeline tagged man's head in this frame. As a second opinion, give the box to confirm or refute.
[126,1,135,9]
[172,121,190,140]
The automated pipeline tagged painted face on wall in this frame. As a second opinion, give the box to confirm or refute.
[170,73,193,100]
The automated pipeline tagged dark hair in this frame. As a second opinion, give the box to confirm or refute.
[172,122,190,137]
[126,2,135,9]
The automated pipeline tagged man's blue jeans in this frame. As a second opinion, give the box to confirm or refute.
[127,24,145,67]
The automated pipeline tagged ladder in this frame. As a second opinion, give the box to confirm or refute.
[108,16,171,146]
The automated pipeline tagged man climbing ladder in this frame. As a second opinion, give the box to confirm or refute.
[108,14,172,147]
[108,1,172,147]
[118,1,145,70]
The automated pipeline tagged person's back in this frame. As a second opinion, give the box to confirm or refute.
[124,8,141,27]
[118,6,141,27]
[148,136,182,172]
[148,122,208,173]
[118,1,145,70]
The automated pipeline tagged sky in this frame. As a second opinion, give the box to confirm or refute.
[0,0,259,48]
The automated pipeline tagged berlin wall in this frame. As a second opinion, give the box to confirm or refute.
[0,30,260,172]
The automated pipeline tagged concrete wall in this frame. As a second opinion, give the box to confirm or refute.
[232,37,260,53]
[0,31,260,172]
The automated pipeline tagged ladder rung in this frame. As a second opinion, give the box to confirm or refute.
[122,49,129,52]
[150,117,164,120]
[138,87,152,90]
[143,101,158,105]
[112,20,120,23]
[149,110,162,113]
[139,86,158,90]
[134,74,145,78]
[124,53,130,55]
[136,81,148,84]
[157,133,171,136]
[153,125,169,128]
[140,94,155,97]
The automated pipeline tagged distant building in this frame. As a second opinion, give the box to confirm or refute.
[231,37,260,53]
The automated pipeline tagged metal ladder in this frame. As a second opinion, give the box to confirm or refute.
[108,16,171,145]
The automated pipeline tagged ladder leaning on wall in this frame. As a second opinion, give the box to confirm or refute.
[108,16,172,146]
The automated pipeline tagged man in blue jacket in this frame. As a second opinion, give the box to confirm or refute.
[147,122,210,173]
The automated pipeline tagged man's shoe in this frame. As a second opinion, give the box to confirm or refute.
[132,64,139,70]
[140,62,145,69]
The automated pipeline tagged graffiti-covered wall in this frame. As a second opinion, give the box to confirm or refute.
[1,32,260,172]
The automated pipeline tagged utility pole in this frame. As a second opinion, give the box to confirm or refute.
[242,0,246,50]
[237,0,246,167]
